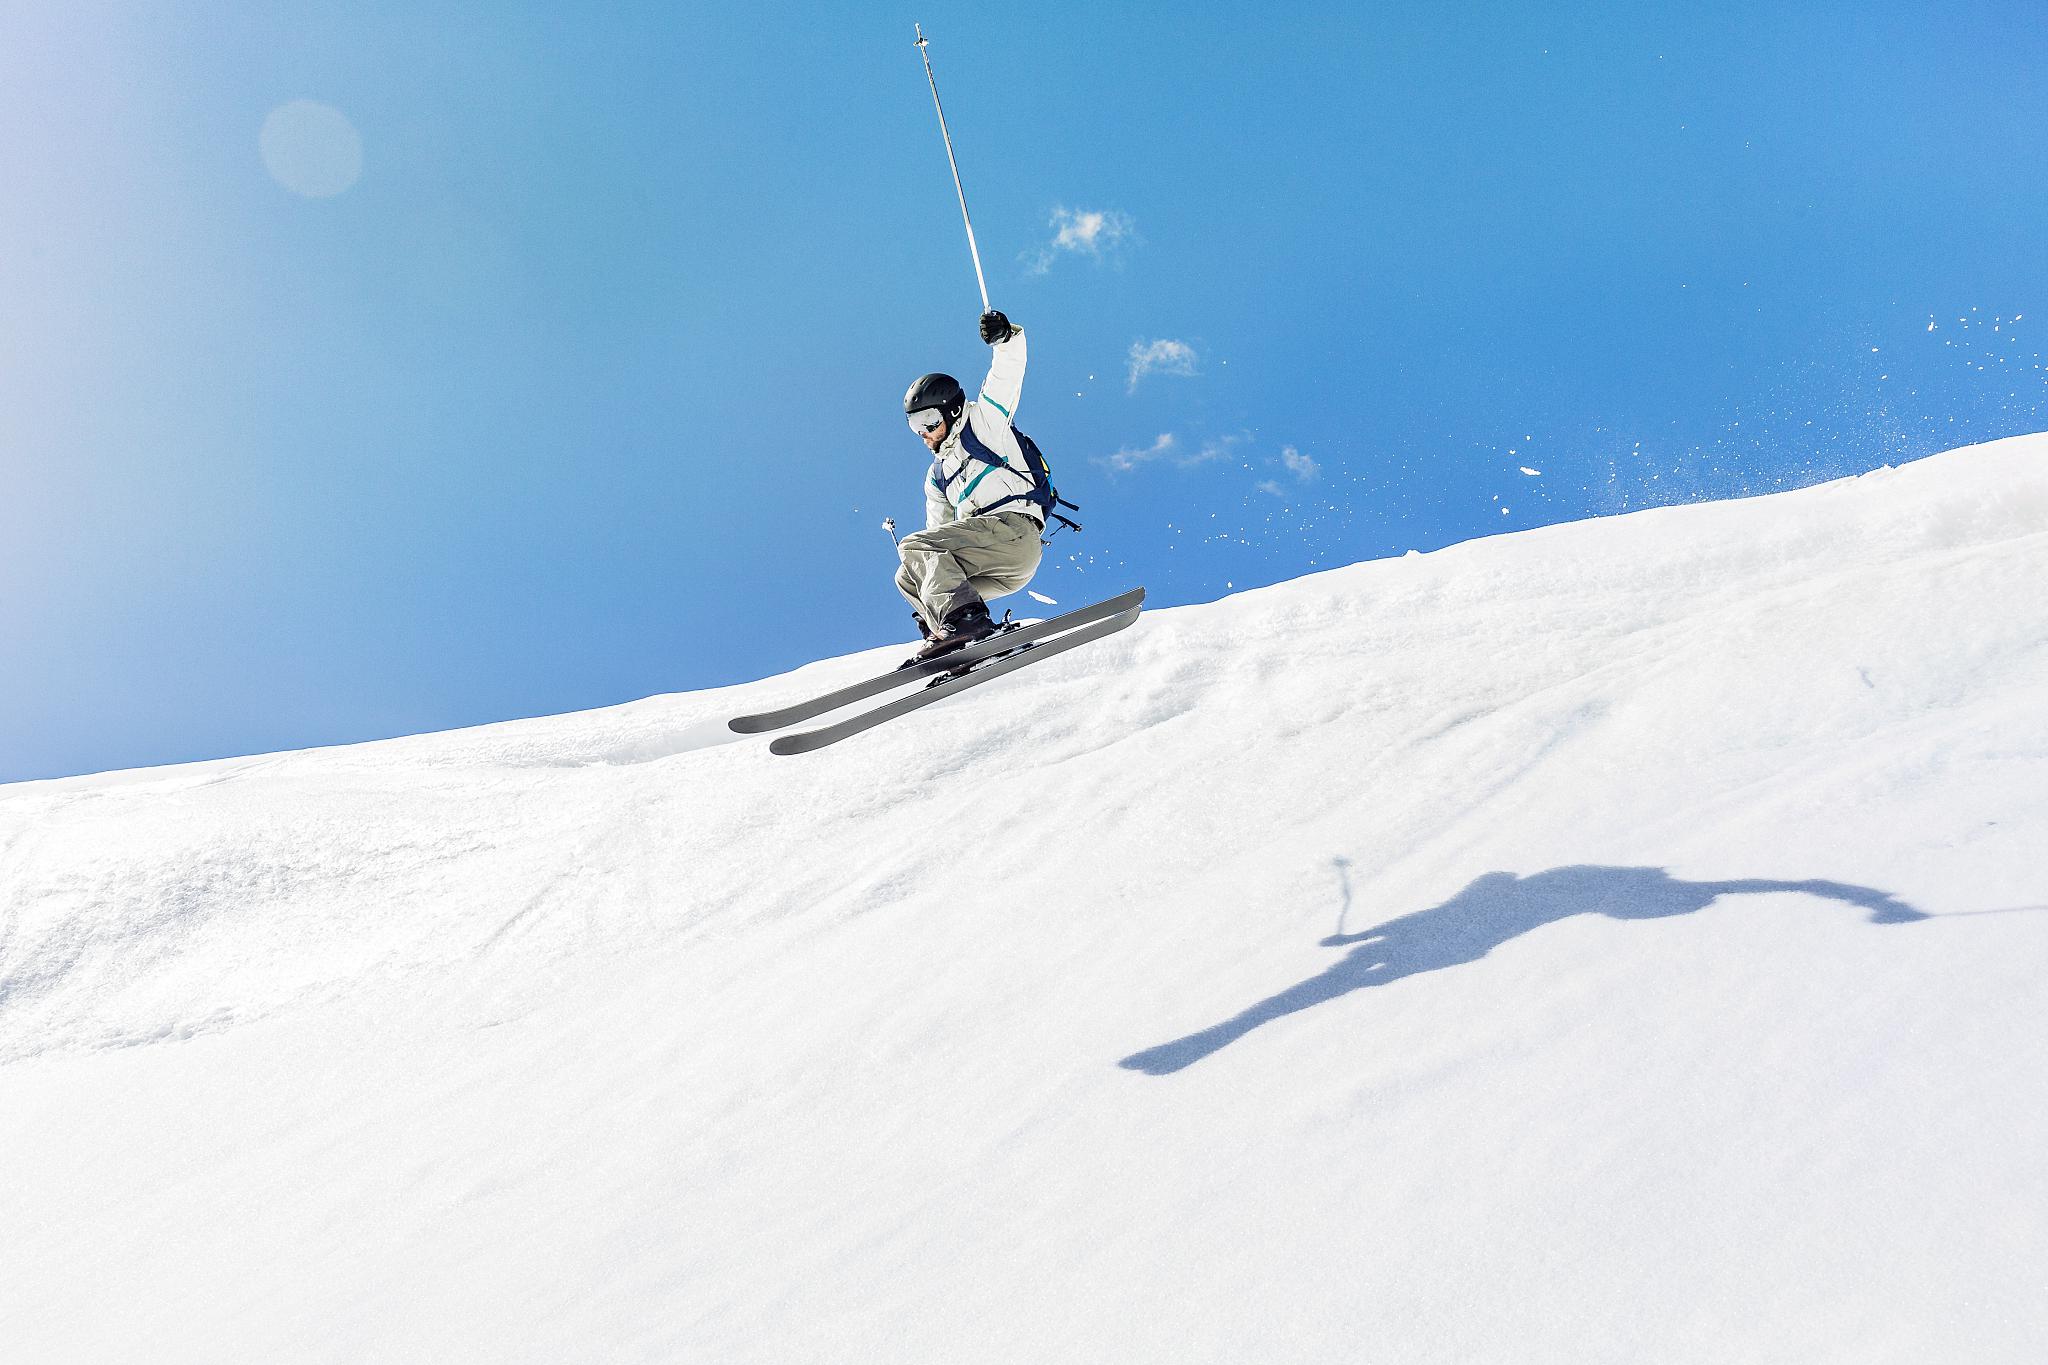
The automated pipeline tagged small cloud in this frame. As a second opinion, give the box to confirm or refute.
[1096,430,1239,474]
[1127,338,1198,391]
[1255,443,1313,496]
[1052,207,1129,255]
[1023,206,1135,275]
[1098,433,1178,473]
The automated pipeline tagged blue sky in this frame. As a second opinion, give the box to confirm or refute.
[3,2,2045,783]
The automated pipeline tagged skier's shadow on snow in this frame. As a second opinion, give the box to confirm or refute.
[1118,865,1929,1077]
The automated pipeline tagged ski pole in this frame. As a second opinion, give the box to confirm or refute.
[883,516,900,546]
[913,23,990,311]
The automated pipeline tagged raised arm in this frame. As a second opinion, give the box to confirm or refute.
[975,309,1026,422]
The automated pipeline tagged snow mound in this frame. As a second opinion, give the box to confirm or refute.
[3,434,2045,1362]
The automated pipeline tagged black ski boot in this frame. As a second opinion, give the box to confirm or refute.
[900,600,996,668]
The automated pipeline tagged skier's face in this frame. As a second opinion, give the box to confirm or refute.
[908,408,950,452]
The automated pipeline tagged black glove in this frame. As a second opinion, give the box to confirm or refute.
[979,309,1016,344]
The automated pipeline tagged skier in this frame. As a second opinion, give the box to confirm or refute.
[726,303,1139,753]
[721,31,1145,754]
[896,307,1043,664]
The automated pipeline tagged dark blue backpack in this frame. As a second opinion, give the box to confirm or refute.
[957,421,1083,536]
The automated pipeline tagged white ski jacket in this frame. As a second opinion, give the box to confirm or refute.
[925,327,1039,530]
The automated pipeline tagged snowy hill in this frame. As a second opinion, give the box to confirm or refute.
[4,434,2046,1362]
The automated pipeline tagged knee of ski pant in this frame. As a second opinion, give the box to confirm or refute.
[971,572,1032,600]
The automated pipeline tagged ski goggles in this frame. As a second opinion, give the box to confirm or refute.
[907,407,947,435]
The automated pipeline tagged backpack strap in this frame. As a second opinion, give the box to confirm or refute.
[957,422,1042,519]
[953,420,1084,537]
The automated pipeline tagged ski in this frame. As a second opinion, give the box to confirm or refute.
[767,605,1142,755]
[728,587,1145,735]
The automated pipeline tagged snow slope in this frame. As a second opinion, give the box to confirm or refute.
[4,434,2046,1363]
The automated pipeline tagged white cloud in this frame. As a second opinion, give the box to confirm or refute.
[1023,206,1135,274]
[1257,445,1316,497]
[1098,433,1179,473]
[1127,338,1199,391]
[1052,207,1129,254]
[1097,430,1240,475]
[1279,445,1319,481]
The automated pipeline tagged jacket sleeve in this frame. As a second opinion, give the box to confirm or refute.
[976,326,1026,424]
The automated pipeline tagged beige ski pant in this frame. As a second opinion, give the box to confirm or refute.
[895,511,1044,633]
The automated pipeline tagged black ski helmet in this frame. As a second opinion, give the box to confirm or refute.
[904,372,965,422]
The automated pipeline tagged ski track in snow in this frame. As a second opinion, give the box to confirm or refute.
[2,434,2047,1362]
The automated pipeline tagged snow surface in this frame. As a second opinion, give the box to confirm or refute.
[4,434,2047,1362]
